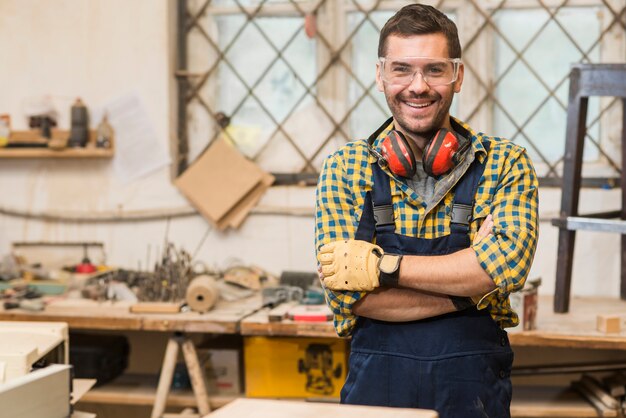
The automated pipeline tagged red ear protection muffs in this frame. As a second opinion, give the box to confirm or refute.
[380,130,417,178]
[422,129,469,177]
[368,117,470,178]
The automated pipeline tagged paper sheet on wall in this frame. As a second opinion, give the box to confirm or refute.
[103,93,170,183]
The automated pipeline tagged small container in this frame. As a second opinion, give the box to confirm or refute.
[68,98,89,148]
[96,114,113,149]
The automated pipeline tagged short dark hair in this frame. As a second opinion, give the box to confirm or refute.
[378,4,461,59]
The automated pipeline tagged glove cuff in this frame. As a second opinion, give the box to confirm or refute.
[449,295,475,311]
[378,254,403,287]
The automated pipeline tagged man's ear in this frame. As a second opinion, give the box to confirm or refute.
[376,62,384,92]
[453,62,464,93]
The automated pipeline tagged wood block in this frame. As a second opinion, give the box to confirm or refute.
[130,302,181,314]
[597,315,621,333]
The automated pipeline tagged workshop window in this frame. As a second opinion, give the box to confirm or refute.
[178,0,625,184]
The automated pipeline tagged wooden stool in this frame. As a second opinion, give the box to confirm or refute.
[151,332,211,418]
[552,64,626,313]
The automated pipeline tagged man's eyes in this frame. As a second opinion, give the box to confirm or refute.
[389,65,448,74]
[426,66,446,74]
[391,65,412,73]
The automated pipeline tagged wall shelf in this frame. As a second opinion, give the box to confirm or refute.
[0,147,114,159]
[0,129,114,159]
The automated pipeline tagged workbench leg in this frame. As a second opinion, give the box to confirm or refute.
[555,229,576,313]
[181,339,211,415]
[621,99,626,300]
[151,337,180,418]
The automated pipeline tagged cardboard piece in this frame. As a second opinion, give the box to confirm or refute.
[218,172,275,229]
[175,138,271,230]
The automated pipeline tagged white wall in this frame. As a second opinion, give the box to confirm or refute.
[0,0,621,299]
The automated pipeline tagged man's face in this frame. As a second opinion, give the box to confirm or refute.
[376,33,464,143]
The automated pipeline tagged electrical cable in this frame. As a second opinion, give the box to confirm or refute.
[0,204,314,223]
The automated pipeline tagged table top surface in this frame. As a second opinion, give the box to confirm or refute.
[0,295,263,334]
[203,398,438,418]
[2,295,626,349]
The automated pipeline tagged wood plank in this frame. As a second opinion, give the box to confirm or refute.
[552,217,626,234]
[203,398,438,418]
[130,302,182,314]
[511,385,616,418]
[0,364,72,418]
[72,379,97,405]
[79,373,236,409]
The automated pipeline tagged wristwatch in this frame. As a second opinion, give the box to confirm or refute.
[378,254,403,287]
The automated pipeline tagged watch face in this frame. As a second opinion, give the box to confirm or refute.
[379,254,400,274]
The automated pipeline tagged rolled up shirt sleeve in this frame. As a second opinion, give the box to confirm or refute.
[315,152,366,337]
[472,147,539,308]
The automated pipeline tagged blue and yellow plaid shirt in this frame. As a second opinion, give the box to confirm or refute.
[315,118,539,337]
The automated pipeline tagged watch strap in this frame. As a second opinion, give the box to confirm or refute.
[378,253,403,287]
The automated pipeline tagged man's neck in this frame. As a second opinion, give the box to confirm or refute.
[394,116,454,161]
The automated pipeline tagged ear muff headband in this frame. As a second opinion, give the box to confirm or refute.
[369,118,470,178]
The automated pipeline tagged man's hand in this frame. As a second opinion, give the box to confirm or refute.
[473,214,494,245]
[317,240,383,291]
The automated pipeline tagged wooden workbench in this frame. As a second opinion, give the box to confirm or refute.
[242,296,626,350]
[2,294,625,347]
[0,295,263,334]
[510,295,626,350]
[1,294,625,417]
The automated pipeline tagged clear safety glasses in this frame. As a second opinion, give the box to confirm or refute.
[378,57,462,87]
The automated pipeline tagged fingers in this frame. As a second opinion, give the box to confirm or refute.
[317,252,334,265]
[473,214,494,244]
[321,264,336,276]
[318,241,339,254]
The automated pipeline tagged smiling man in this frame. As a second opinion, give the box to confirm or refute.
[315,4,539,418]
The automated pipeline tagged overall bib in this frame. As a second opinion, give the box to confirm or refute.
[341,144,514,418]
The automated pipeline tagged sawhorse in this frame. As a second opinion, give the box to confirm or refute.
[151,332,211,418]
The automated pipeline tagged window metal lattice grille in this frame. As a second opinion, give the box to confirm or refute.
[176,0,625,186]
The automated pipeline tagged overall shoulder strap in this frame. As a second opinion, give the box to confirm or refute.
[355,162,396,241]
[449,141,491,248]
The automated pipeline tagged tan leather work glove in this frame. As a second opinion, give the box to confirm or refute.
[317,240,382,291]
[317,240,402,291]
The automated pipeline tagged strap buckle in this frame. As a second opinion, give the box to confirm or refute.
[451,203,472,225]
[373,204,394,227]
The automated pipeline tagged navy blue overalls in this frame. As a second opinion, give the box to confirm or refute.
[341,141,514,418]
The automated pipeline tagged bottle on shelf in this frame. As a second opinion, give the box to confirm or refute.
[68,98,89,148]
[96,113,114,149]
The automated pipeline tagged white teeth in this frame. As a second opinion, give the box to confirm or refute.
[406,102,431,108]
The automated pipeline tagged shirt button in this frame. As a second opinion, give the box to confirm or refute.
[500,337,506,346]
[499,370,506,378]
